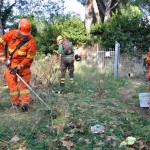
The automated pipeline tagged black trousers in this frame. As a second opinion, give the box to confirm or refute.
[60,57,74,78]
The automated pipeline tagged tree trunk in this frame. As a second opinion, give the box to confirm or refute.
[102,0,112,23]
[104,6,111,22]
[0,0,3,35]
[85,0,94,33]
[0,20,3,36]
[85,0,101,33]
[93,0,100,23]
[96,0,120,23]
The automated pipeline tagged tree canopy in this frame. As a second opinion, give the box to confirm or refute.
[0,0,149,56]
[91,3,150,53]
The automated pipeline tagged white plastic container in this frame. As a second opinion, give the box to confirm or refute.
[138,92,150,107]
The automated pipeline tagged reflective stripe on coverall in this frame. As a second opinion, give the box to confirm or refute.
[0,29,36,105]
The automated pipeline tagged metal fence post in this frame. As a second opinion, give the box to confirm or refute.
[114,41,120,79]
[96,43,99,65]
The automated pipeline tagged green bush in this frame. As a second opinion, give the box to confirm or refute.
[90,3,150,54]
[36,15,90,55]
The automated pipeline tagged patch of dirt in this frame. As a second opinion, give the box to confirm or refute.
[119,78,145,100]
[118,77,150,115]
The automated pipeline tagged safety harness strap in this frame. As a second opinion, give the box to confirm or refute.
[9,39,29,60]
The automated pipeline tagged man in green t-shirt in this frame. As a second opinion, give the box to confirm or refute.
[56,35,74,86]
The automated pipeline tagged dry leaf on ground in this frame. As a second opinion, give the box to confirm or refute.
[10,135,20,143]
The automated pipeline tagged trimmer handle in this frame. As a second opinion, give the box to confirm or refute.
[7,65,17,75]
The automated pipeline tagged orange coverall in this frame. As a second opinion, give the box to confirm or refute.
[145,50,150,91]
[0,30,36,106]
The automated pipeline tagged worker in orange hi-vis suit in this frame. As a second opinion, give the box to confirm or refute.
[0,18,36,111]
[145,48,150,90]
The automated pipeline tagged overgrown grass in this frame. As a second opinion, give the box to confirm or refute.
[0,59,150,150]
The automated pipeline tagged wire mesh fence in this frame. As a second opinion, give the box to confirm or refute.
[79,44,146,78]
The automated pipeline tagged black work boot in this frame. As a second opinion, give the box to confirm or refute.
[21,104,29,112]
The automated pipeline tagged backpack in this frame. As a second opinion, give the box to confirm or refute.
[62,39,74,55]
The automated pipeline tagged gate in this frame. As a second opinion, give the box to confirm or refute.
[96,45,115,73]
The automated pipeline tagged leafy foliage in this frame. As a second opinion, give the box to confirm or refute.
[1,0,149,56]
[90,3,150,54]
[0,0,65,34]
[11,15,38,37]
[13,0,65,21]
[36,15,90,54]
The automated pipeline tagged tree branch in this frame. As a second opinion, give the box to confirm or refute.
[110,0,120,11]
